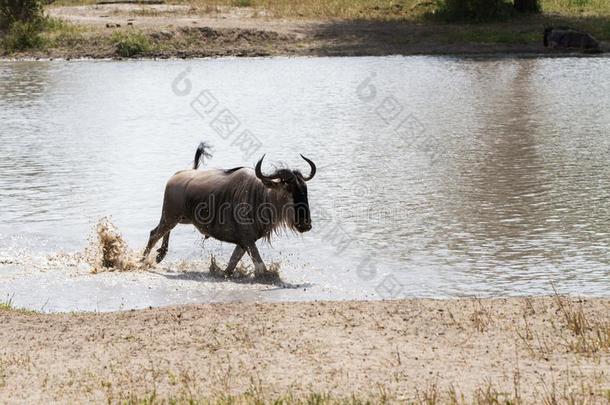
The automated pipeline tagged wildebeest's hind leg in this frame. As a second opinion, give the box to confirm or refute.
[245,243,273,279]
[155,232,171,263]
[142,220,177,263]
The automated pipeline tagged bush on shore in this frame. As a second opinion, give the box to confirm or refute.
[0,0,42,29]
[3,19,44,50]
[111,30,152,57]
[0,0,46,51]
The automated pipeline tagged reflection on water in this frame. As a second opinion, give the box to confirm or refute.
[0,56,609,310]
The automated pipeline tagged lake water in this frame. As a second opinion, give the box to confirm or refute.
[1,56,609,312]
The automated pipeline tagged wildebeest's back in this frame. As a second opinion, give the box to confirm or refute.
[178,168,271,244]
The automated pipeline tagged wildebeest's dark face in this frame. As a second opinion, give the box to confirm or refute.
[255,155,316,233]
[274,169,311,233]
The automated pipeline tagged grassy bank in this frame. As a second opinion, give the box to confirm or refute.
[0,297,609,403]
[1,0,610,58]
[48,0,610,20]
[1,19,300,58]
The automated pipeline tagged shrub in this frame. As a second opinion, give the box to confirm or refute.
[2,20,44,50]
[0,0,43,29]
[111,31,151,57]
[433,0,514,22]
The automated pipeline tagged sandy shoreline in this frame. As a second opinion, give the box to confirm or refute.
[1,297,609,403]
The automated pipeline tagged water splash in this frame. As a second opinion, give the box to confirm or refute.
[86,217,152,273]
[208,254,282,281]
[1,217,282,282]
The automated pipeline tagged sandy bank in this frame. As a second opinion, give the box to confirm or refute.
[1,297,609,403]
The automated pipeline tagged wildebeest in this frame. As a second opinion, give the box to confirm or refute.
[142,142,316,278]
[543,26,601,53]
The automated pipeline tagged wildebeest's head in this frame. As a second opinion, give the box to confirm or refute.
[255,155,316,233]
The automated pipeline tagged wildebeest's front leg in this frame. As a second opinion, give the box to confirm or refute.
[210,245,245,277]
[245,243,268,278]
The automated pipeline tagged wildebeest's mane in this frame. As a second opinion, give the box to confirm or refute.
[211,169,296,241]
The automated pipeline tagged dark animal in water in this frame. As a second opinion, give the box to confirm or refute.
[142,142,316,278]
[543,26,601,53]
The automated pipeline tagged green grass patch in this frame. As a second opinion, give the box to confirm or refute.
[111,30,153,57]
[0,302,13,311]
[231,0,252,7]
[0,296,37,314]
[0,16,92,53]
[542,0,610,16]
[43,17,88,47]
[1,20,45,51]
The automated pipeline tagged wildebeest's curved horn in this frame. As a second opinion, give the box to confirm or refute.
[255,155,268,180]
[300,154,316,181]
[255,155,281,184]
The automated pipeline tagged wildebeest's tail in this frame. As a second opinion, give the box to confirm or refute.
[193,142,213,170]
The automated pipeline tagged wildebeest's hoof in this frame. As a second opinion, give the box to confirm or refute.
[155,248,167,263]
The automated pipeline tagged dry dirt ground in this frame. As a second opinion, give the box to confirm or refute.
[27,4,562,59]
[1,297,609,403]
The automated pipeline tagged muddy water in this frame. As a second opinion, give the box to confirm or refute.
[1,56,609,312]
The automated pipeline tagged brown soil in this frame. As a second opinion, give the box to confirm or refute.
[4,4,598,59]
[1,297,609,403]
